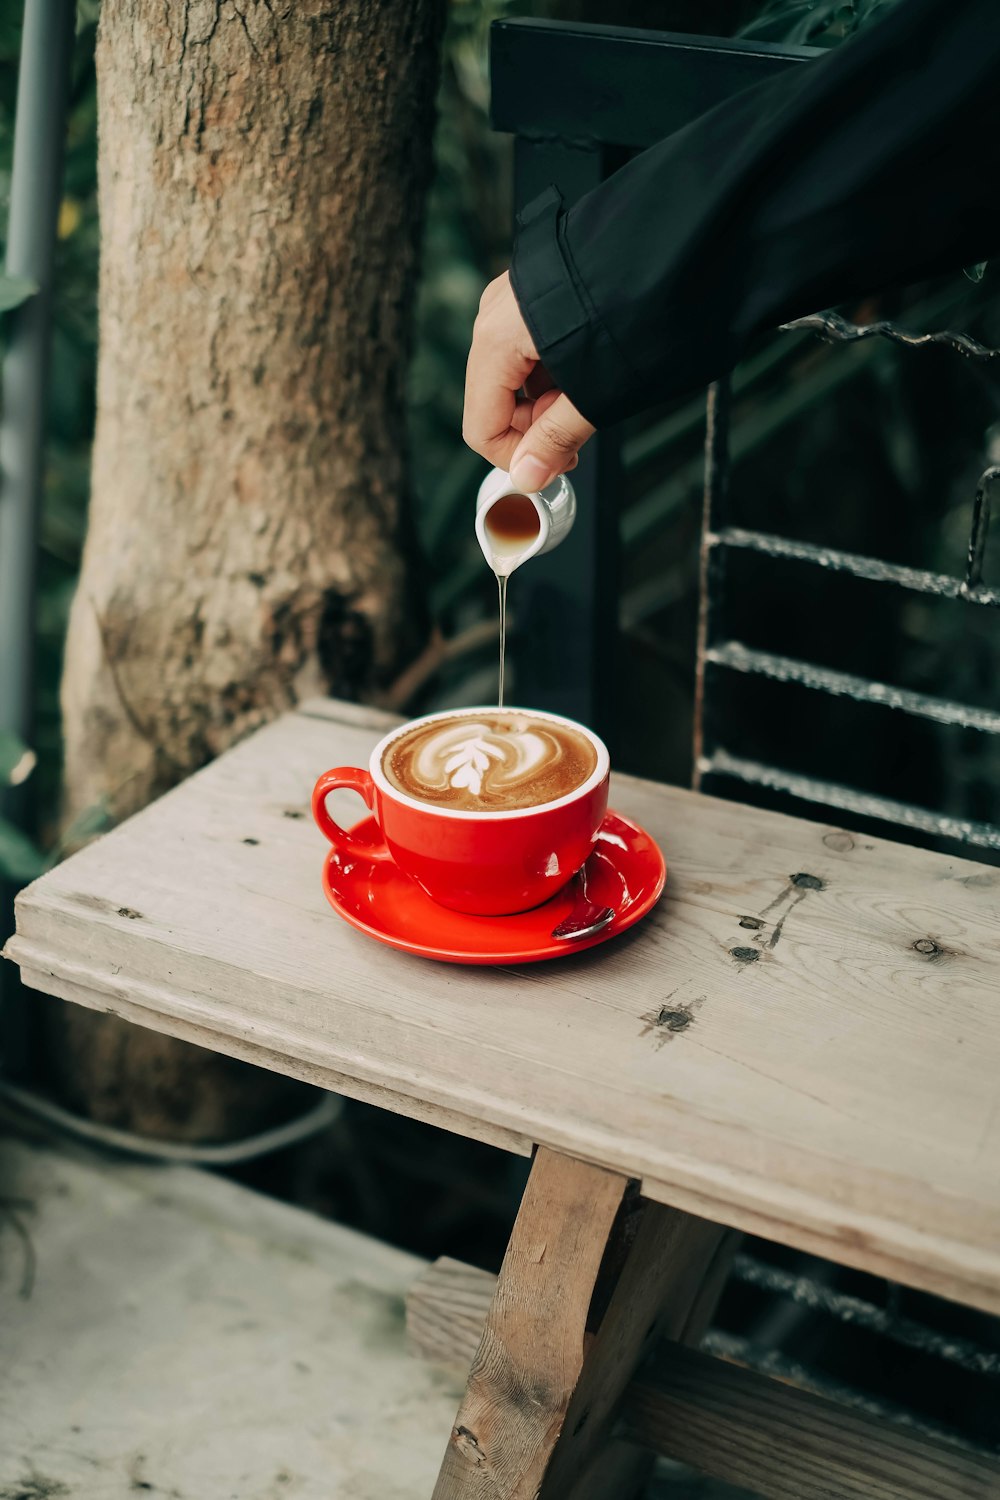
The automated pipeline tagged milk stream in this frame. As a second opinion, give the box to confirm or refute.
[497,575,508,708]
[481,494,541,709]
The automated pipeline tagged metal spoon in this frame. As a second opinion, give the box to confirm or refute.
[551,858,614,942]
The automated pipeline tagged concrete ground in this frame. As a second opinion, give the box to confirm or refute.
[0,1117,750,1499]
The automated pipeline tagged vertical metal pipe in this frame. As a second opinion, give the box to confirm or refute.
[0,0,76,752]
[965,465,997,595]
[692,376,731,791]
[0,0,76,1057]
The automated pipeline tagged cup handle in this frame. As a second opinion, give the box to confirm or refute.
[311,767,393,862]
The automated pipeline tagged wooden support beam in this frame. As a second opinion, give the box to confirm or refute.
[540,1196,729,1499]
[625,1341,1000,1500]
[426,1147,725,1500]
[409,1251,1000,1500]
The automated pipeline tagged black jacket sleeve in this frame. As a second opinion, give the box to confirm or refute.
[508,0,1000,428]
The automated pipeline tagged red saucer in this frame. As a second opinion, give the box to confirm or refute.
[320,809,666,965]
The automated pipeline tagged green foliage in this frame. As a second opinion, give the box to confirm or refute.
[0,730,36,788]
[0,273,35,311]
[0,731,44,881]
[739,0,901,45]
[0,818,45,881]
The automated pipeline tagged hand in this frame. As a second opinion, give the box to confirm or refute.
[463,271,595,492]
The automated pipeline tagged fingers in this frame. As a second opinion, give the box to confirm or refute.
[523,364,555,401]
[509,397,535,436]
[462,269,595,488]
[462,272,539,471]
[509,391,596,493]
[463,335,534,470]
[530,388,563,421]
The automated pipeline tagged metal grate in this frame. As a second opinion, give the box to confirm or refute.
[694,315,1000,853]
[707,1247,1000,1459]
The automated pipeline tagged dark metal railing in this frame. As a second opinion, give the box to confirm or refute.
[707,1247,1000,1457]
[695,338,999,849]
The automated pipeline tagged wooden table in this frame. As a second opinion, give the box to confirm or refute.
[6,696,1000,1498]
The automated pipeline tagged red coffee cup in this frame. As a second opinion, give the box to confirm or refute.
[311,707,610,916]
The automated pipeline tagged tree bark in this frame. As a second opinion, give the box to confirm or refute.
[48,0,444,1137]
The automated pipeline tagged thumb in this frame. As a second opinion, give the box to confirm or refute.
[509,391,594,493]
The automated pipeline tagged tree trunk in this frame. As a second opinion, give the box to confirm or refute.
[47,0,444,1138]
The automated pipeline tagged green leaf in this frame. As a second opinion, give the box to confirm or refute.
[0,730,36,787]
[0,817,45,882]
[76,0,102,32]
[738,0,902,43]
[854,0,903,26]
[739,2,837,42]
[0,274,38,313]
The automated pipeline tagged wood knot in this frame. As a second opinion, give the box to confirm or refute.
[453,1426,486,1466]
[640,996,705,1047]
[242,837,260,846]
[657,1007,693,1033]
[823,831,854,852]
[117,907,142,920]
[913,938,941,957]
[739,916,764,930]
[791,873,824,890]
[730,947,760,964]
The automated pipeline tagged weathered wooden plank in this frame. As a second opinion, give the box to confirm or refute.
[433,1148,630,1499]
[15,963,533,1158]
[7,698,1000,1310]
[624,1342,1000,1500]
[296,695,403,731]
[406,1235,738,1375]
[409,1255,1000,1500]
[407,1256,497,1368]
[431,1150,724,1500]
[540,1196,725,1499]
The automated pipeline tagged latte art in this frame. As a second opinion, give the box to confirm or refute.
[383,713,599,812]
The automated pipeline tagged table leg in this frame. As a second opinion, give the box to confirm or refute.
[431,1145,729,1500]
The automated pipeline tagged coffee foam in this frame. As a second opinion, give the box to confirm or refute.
[382,713,598,812]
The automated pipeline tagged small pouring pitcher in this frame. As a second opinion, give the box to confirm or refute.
[475,466,577,576]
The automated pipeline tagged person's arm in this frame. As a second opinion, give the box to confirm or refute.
[511,0,999,429]
[465,0,1000,491]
